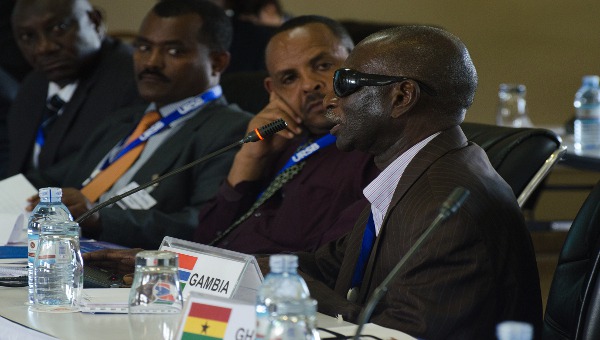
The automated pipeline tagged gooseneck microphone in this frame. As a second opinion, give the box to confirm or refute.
[352,187,470,340]
[75,119,288,223]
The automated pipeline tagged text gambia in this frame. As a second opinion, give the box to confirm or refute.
[188,274,230,294]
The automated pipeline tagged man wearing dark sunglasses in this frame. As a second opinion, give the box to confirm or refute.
[193,16,380,253]
[296,26,542,339]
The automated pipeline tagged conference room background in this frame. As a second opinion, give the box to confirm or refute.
[91,0,598,221]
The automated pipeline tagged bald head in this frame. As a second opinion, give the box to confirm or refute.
[353,25,478,122]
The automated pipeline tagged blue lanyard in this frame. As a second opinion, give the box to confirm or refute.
[101,86,222,171]
[277,133,336,175]
[351,212,376,288]
[255,133,336,200]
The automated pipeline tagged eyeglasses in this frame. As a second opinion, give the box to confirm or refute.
[333,68,437,98]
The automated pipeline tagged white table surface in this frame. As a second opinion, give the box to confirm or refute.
[0,287,414,340]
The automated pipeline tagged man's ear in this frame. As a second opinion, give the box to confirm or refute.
[89,7,106,39]
[210,51,231,75]
[264,77,273,93]
[390,80,420,118]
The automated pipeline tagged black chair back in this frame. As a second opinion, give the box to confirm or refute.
[543,180,600,339]
[460,122,562,205]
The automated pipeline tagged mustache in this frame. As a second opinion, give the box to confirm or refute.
[324,108,340,123]
[137,69,169,82]
[303,92,325,111]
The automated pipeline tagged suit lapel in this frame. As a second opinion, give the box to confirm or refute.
[357,126,468,303]
[129,99,228,184]
[10,75,47,172]
[39,71,96,167]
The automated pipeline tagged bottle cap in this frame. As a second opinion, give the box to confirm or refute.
[499,83,526,94]
[582,75,600,87]
[269,254,298,273]
[135,250,178,268]
[496,321,533,340]
[39,187,63,202]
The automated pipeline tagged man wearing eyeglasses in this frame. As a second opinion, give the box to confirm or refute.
[296,26,543,339]
[193,16,380,253]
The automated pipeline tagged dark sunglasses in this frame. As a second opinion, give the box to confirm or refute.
[333,68,437,98]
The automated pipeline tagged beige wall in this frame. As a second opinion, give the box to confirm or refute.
[93,0,600,126]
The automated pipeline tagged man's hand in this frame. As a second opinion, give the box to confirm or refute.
[228,91,305,186]
[82,248,143,275]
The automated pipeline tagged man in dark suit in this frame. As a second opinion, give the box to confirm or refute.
[297,26,543,339]
[27,0,252,249]
[7,0,142,179]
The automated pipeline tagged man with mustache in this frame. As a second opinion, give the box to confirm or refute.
[193,15,380,254]
[6,0,142,181]
[27,0,251,249]
[296,26,542,339]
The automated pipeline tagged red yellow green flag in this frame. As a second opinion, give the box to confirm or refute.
[181,303,232,340]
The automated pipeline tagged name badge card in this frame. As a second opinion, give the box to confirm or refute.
[159,236,263,303]
[175,292,256,340]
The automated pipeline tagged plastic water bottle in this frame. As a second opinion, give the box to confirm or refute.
[496,321,533,340]
[496,83,533,128]
[27,187,73,304]
[265,298,320,340]
[573,75,600,151]
[33,220,83,311]
[256,255,310,340]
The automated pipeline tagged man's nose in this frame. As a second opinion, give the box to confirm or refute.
[302,73,326,93]
[34,34,60,55]
[144,49,165,69]
[324,90,338,109]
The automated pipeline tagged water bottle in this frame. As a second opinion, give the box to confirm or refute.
[27,187,73,304]
[573,75,600,151]
[496,83,533,128]
[32,220,83,311]
[496,321,533,340]
[256,255,310,340]
[265,298,320,340]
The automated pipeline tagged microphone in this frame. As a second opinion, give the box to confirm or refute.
[75,118,287,223]
[352,187,470,340]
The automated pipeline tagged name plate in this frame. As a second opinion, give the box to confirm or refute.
[175,292,256,340]
[159,236,263,303]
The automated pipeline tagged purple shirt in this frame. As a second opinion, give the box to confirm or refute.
[195,135,380,254]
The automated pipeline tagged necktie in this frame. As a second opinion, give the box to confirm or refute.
[209,147,309,246]
[37,95,66,147]
[81,111,161,203]
[347,212,376,302]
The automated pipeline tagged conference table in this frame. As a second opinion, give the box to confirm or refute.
[536,125,600,172]
[560,134,600,171]
[0,286,414,340]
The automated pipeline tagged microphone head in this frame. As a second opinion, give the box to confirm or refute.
[242,118,288,143]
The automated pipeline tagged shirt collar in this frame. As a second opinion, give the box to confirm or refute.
[364,131,440,235]
[47,81,78,103]
[146,86,222,126]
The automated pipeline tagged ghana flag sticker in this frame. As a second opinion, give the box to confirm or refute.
[181,302,232,340]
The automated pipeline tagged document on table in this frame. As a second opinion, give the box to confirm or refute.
[80,288,130,314]
[0,174,37,245]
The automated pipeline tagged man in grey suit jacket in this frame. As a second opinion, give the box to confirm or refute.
[297,26,542,339]
[7,0,142,179]
[27,0,252,249]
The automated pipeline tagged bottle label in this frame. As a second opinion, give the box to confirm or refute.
[576,107,600,118]
[36,240,71,265]
[27,234,39,264]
